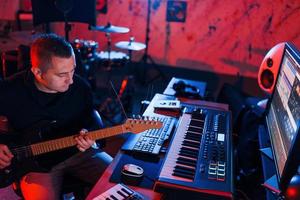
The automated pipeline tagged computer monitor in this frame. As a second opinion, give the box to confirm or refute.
[265,42,300,192]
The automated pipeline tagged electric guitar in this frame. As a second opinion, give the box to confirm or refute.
[0,118,162,188]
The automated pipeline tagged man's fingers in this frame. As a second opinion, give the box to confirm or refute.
[75,136,94,151]
[0,158,11,169]
[0,145,14,159]
[0,154,11,162]
[74,129,95,151]
[0,144,14,168]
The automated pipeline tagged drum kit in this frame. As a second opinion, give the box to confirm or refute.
[73,23,146,71]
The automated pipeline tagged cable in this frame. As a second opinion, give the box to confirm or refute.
[109,81,128,120]
[235,189,252,200]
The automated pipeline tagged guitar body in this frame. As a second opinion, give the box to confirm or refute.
[0,158,42,188]
[0,136,48,188]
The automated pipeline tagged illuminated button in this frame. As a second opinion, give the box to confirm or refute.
[217,133,225,142]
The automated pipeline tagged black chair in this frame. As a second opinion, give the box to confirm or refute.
[217,83,262,134]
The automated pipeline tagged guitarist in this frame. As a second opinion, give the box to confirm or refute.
[0,34,113,199]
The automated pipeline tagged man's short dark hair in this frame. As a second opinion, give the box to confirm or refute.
[31,33,74,72]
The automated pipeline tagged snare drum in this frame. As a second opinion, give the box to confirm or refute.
[72,39,98,60]
[97,51,129,69]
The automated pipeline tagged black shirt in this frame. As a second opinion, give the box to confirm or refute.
[0,70,94,169]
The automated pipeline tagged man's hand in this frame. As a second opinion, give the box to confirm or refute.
[0,144,13,169]
[74,129,95,152]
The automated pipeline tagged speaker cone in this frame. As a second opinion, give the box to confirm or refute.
[260,69,274,89]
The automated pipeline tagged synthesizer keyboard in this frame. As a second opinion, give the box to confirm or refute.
[154,107,233,199]
[92,183,144,200]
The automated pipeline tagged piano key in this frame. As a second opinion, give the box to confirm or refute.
[179,151,198,158]
[180,146,198,153]
[173,165,195,176]
[176,159,197,167]
[183,139,200,145]
[174,168,195,178]
[187,128,203,135]
[175,165,195,172]
[182,141,200,148]
[175,162,196,171]
[181,146,199,153]
[194,117,205,122]
[188,125,203,131]
[177,156,197,164]
[184,138,201,145]
[110,195,118,200]
[179,149,198,157]
[117,190,128,198]
[121,188,133,195]
[185,132,202,138]
[172,171,194,180]
[186,130,202,136]
[184,135,201,141]
[189,119,204,127]
[174,165,195,174]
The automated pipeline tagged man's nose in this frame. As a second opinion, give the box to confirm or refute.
[66,73,73,84]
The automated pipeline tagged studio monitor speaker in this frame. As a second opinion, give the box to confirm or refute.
[258,42,286,94]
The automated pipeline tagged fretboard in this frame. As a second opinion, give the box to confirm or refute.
[12,124,125,158]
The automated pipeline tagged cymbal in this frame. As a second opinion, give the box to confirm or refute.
[90,23,129,33]
[115,41,146,51]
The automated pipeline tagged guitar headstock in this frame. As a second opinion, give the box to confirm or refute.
[123,118,163,134]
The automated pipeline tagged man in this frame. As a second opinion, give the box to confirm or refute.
[0,33,112,199]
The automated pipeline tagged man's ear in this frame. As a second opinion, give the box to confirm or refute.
[31,67,42,79]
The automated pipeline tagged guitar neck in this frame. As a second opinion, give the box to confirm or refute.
[13,124,125,158]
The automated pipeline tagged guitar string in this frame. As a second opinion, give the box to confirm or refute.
[11,115,157,157]
[12,146,31,158]
[11,125,123,156]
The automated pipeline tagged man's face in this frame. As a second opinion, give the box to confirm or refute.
[34,55,76,93]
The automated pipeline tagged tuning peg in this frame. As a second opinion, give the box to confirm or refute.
[132,114,136,119]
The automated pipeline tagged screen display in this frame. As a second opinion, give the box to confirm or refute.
[266,44,300,181]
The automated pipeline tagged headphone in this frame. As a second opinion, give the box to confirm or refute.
[172,81,202,99]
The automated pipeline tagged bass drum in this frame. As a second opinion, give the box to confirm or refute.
[72,39,98,61]
[96,51,129,70]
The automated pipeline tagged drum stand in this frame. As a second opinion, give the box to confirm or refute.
[140,0,167,84]
[104,32,113,70]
